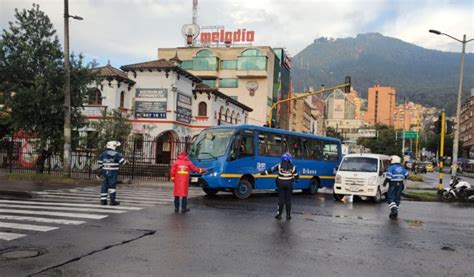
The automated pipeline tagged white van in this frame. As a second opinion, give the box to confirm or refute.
[333,154,392,202]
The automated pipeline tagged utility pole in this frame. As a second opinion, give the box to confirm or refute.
[401,97,406,157]
[63,0,82,177]
[438,112,446,190]
[63,0,71,177]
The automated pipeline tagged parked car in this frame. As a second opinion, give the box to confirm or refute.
[425,162,434,172]
[415,161,432,174]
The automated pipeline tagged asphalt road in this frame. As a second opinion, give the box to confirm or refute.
[0,184,473,276]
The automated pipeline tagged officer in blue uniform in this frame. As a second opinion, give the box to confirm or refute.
[384,155,409,219]
[97,141,127,206]
[261,152,299,220]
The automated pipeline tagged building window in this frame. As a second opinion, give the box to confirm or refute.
[221,60,237,69]
[225,108,230,123]
[193,49,218,71]
[88,89,102,105]
[235,113,240,124]
[120,91,125,108]
[219,78,238,88]
[181,60,193,70]
[202,79,217,87]
[198,102,207,116]
[133,134,144,151]
[237,48,267,71]
[230,111,235,123]
[218,106,224,125]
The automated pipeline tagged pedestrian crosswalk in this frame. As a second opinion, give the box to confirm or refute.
[0,186,203,241]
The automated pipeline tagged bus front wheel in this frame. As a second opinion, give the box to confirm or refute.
[303,179,320,195]
[202,188,219,196]
[233,180,253,199]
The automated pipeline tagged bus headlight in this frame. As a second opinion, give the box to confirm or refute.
[335,174,341,184]
[368,176,377,186]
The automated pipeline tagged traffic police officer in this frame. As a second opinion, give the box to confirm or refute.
[97,141,127,206]
[384,155,409,219]
[261,152,299,220]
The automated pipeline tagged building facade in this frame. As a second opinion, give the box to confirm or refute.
[364,85,396,126]
[289,97,312,133]
[460,90,474,158]
[158,46,290,127]
[84,59,250,165]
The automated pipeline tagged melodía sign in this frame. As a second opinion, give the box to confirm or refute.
[200,29,255,44]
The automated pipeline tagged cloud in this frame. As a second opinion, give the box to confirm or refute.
[0,0,472,67]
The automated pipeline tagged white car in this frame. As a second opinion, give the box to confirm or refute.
[333,154,392,203]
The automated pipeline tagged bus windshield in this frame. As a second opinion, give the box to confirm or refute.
[339,157,378,172]
[190,129,235,160]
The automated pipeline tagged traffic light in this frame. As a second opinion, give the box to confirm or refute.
[344,76,351,93]
[446,120,453,134]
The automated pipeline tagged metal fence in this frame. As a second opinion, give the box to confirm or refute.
[0,138,190,182]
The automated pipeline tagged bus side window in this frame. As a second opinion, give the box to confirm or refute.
[322,141,339,161]
[258,133,267,156]
[308,139,322,160]
[287,136,302,159]
[239,135,254,157]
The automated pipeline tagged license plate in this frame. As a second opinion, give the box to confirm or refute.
[191,177,199,183]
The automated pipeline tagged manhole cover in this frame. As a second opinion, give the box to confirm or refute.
[1,250,41,259]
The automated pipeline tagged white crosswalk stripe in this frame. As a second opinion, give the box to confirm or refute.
[0,186,203,242]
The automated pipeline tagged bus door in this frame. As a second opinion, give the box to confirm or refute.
[225,130,256,184]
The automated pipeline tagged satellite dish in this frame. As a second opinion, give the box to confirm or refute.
[181,24,200,39]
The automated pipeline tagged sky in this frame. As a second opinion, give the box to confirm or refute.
[1,0,473,68]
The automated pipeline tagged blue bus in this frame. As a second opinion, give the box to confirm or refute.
[189,125,342,199]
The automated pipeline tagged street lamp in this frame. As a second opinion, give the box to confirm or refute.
[63,0,83,177]
[429,29,473,176]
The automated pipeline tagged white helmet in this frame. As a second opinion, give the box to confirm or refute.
[106,141,121,150]
[390,155,401,164]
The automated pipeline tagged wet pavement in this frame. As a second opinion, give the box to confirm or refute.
[0,182,472,276]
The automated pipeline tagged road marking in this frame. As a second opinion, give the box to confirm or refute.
[35,191,171,202]
[0,209,108,219]
[0,215,85,225]
[0,200,142,210]
[0,221,58,232]
[0,231,26,241]
[32,194,172,205]
[0,204,126,214]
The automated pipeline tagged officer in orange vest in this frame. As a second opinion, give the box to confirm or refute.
[170,151,207,213]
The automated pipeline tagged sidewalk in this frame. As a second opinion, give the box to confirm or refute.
[0,175,174,198]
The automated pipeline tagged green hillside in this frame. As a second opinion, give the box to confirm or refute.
[292,33,474,115]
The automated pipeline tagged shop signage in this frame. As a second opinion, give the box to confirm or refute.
[200,28,255,44]
[135,101,167,119]
[176,93,192,123]
[136,88,168,99]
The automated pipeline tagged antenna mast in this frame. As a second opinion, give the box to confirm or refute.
[192,0,198,25]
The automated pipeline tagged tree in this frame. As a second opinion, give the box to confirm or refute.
[326,126,344,141]
[90,109,132,154]
[0,4,96,172]
[357,124,402,156]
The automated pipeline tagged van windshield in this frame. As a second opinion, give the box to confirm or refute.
[339,157,378,172]
[189,129,235,160]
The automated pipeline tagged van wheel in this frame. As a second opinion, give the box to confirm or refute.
[202,188,219,196]
[303,179,320,195]
[333,190,344,202]
[372,187,383,203]
[233,180,253,199]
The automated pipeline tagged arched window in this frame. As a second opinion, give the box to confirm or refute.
[193,49,218,71]
[218,106,224,125]
[236,113,240,124]
[120,91,125,108]
[198,102,207,116]
[238,48,266,71]
[225,108,230,123]
[88,88,102,105]
[231,111,235,124]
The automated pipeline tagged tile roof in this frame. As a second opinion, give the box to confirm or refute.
[94,64,135,84]
[120,59,201,83]
[193,83,253,112]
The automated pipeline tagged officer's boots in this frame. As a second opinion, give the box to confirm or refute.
[100,200,108,205]
[110,201,120,206]
[275,205,283,220]
[389,207,398,219]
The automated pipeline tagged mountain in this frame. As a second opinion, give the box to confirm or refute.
[292,33,474,115]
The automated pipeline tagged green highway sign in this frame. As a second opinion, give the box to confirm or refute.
[403,131,418,139]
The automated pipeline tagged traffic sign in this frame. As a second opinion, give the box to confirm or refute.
[403,131,418,139]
